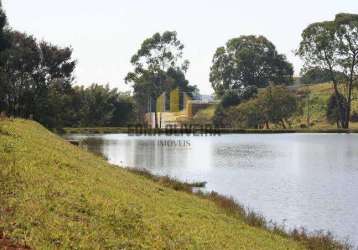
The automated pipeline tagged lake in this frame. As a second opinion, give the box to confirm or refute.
[66,133,358,246]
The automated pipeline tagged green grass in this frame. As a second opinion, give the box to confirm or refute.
[292,82,358,129]
[125,168,351,250]
[0,119,350,249]
[191,104,217,124]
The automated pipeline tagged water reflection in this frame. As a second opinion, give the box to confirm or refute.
[66,133,358,246]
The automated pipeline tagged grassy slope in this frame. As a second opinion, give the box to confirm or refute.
[191,104,217,124]
[0,119,304,249]
[292,83,358,129]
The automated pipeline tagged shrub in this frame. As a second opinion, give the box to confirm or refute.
[214,85,298,129]
[326,93,348,126]
[350,112,358,122]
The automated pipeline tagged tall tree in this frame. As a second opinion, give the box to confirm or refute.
[0,29,76,127]
[0,31,40,117]
[125,31,189,128]
[298,13,358,128]
[0,0,10,113]
[0,0,8,51]
[210,35,293,97]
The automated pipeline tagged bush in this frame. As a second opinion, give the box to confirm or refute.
[230,100,265,128]
[350,112,358,122]
[326,93,347,126]
[256,85,297,128]
[214,86,258,127]
[214,85,298,129]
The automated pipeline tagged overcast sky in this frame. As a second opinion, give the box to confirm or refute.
[3,0,358,94]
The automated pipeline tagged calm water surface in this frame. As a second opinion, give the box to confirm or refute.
[67,133,358,245]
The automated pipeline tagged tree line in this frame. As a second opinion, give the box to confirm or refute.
[0,2,134,128]
[1,0,357,129]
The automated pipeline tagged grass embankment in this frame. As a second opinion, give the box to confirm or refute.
[0,119,349,249]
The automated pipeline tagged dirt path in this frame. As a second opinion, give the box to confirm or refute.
[0,232,31,250]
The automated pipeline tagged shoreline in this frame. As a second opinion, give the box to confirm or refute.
[62,126,358,135]
[1,119,353,249]
[124,167,353,250]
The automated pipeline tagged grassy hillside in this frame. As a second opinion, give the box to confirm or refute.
[191,104,217,124]
[0,119,309,249]
[291,83,358,128]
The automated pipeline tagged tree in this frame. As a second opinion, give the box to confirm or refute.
[0,1,10,114]
[214,85,297,129]
[33,41,76,128]
[210,35,293,97]
[0,0,9,52]
[297,13,358,128]
[0,31,41,117]
[327,93,348,127]
[125,31,189,128]
[231,99,265,129]
[166,67,197,98]
[256,85,297,129]
[67,85,135,128]
[110,92,135,127]
[0,28,76,127]
[0,3,135,129]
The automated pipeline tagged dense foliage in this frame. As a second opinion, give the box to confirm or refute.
[0,1,8,52]
[67,85,135,127]
[326,93,348,126]
[210,35,293,97]
[214,86,298,129]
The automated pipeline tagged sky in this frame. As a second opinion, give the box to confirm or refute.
[2,0,358,95]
